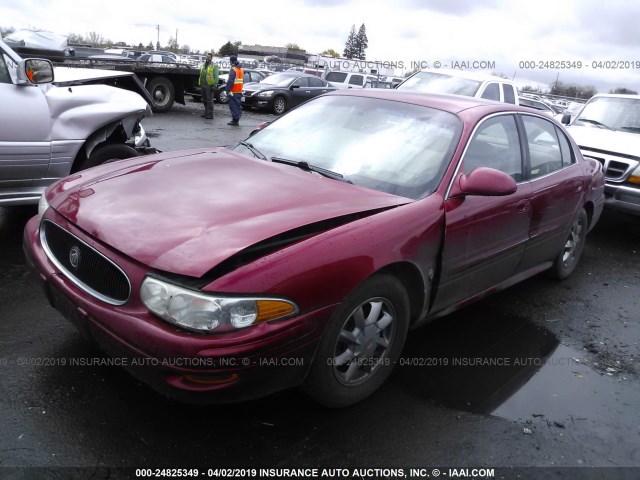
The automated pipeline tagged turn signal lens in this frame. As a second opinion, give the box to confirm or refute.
[257,300,296,323]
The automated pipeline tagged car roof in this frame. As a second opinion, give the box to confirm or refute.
[417,68,515,84]
[325,89,539,115]
[269,71,322,79]
[590,93,640,100]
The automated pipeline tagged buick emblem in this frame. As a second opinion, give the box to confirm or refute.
[69,246,81,269]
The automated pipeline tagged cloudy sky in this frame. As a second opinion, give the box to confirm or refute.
[2,0,640,92]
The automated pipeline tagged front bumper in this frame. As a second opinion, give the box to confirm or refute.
[604,183,640,215]
[23,213,334,403]
[241,94,271,110]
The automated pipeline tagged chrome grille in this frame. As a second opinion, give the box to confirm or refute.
[581,149,637,181]
[607,160,631,178]
[41,220,130,305]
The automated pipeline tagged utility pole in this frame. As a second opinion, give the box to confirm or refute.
[156,25,160,49]
[176,29,178,49]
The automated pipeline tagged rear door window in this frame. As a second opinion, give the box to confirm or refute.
[326,72,347,83]
[503,84,516,104]
[522,115,564,178]
[480,83,500,101]
[349,74,364,86]
[309,77,326,87]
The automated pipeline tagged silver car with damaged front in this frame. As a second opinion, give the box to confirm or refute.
[0,37,153,206]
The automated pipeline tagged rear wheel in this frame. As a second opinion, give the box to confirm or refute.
[303,274,409,408]
[147,76,175,112]
[79,143,139,170]
[549,208,588,279]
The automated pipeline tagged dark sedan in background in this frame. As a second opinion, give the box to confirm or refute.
[24,91,604,408]
[242,72,335,114]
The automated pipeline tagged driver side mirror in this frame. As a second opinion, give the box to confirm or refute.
[17,58,54,85]
[451,167,517,197]
[561,113,571,125]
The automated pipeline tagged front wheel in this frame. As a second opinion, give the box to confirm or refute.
[79,143,139,170]
[217,90,229,104]
[549,208,588,279]
[303,274,410,408]
[272,96,287,115]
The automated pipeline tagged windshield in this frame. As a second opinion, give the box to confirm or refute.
[233,95,462,199]
[258,73,297,87]
[397,71,482,97]
[573,96,640,133]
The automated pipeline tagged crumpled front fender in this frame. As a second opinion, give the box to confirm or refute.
[46,83,148,144]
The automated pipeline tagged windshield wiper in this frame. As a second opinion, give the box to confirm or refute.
[577,118,614,130]
[620,126,640,133]
[238,141,267,160]
[270,156,352,183]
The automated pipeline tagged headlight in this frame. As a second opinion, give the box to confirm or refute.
[257,90,274,97]
[133,123,148,148]
[140,276,298,333]
[629,164,640,185]
[37,193,50,217]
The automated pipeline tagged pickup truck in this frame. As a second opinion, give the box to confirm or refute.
[0,37,153,206]
[562,94,640,215]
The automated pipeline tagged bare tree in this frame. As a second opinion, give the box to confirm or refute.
[0,26,15,37]
[86,31,105,47]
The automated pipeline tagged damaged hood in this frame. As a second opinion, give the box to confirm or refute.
[43,83,149,140]
[48,148,411,277]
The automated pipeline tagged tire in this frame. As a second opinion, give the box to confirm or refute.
[272,96,287,115]
[549,208,588,280]
[80,143,139,170]
[303,274,410,408]
[217,90,229,104]
[147,76,175,113]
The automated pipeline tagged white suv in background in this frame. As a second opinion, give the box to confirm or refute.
[397,68,519,105]
[324,70,378,89]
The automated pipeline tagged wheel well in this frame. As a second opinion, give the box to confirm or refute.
[583,201,594,228]
[70,123,130,173]
[377,262,426,325]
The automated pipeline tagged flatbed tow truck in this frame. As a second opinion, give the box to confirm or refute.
[8,44,201,113]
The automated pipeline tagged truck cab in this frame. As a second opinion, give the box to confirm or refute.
[563,94,640,215]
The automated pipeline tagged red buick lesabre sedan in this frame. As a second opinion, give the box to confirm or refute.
[24,90,605,407]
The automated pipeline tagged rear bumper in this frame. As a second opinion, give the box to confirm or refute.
[23,214,334,403]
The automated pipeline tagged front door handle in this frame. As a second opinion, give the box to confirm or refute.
[516,200,531,212]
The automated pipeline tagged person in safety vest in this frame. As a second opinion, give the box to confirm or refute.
[225,54,244,126]
[198,52,219,119]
